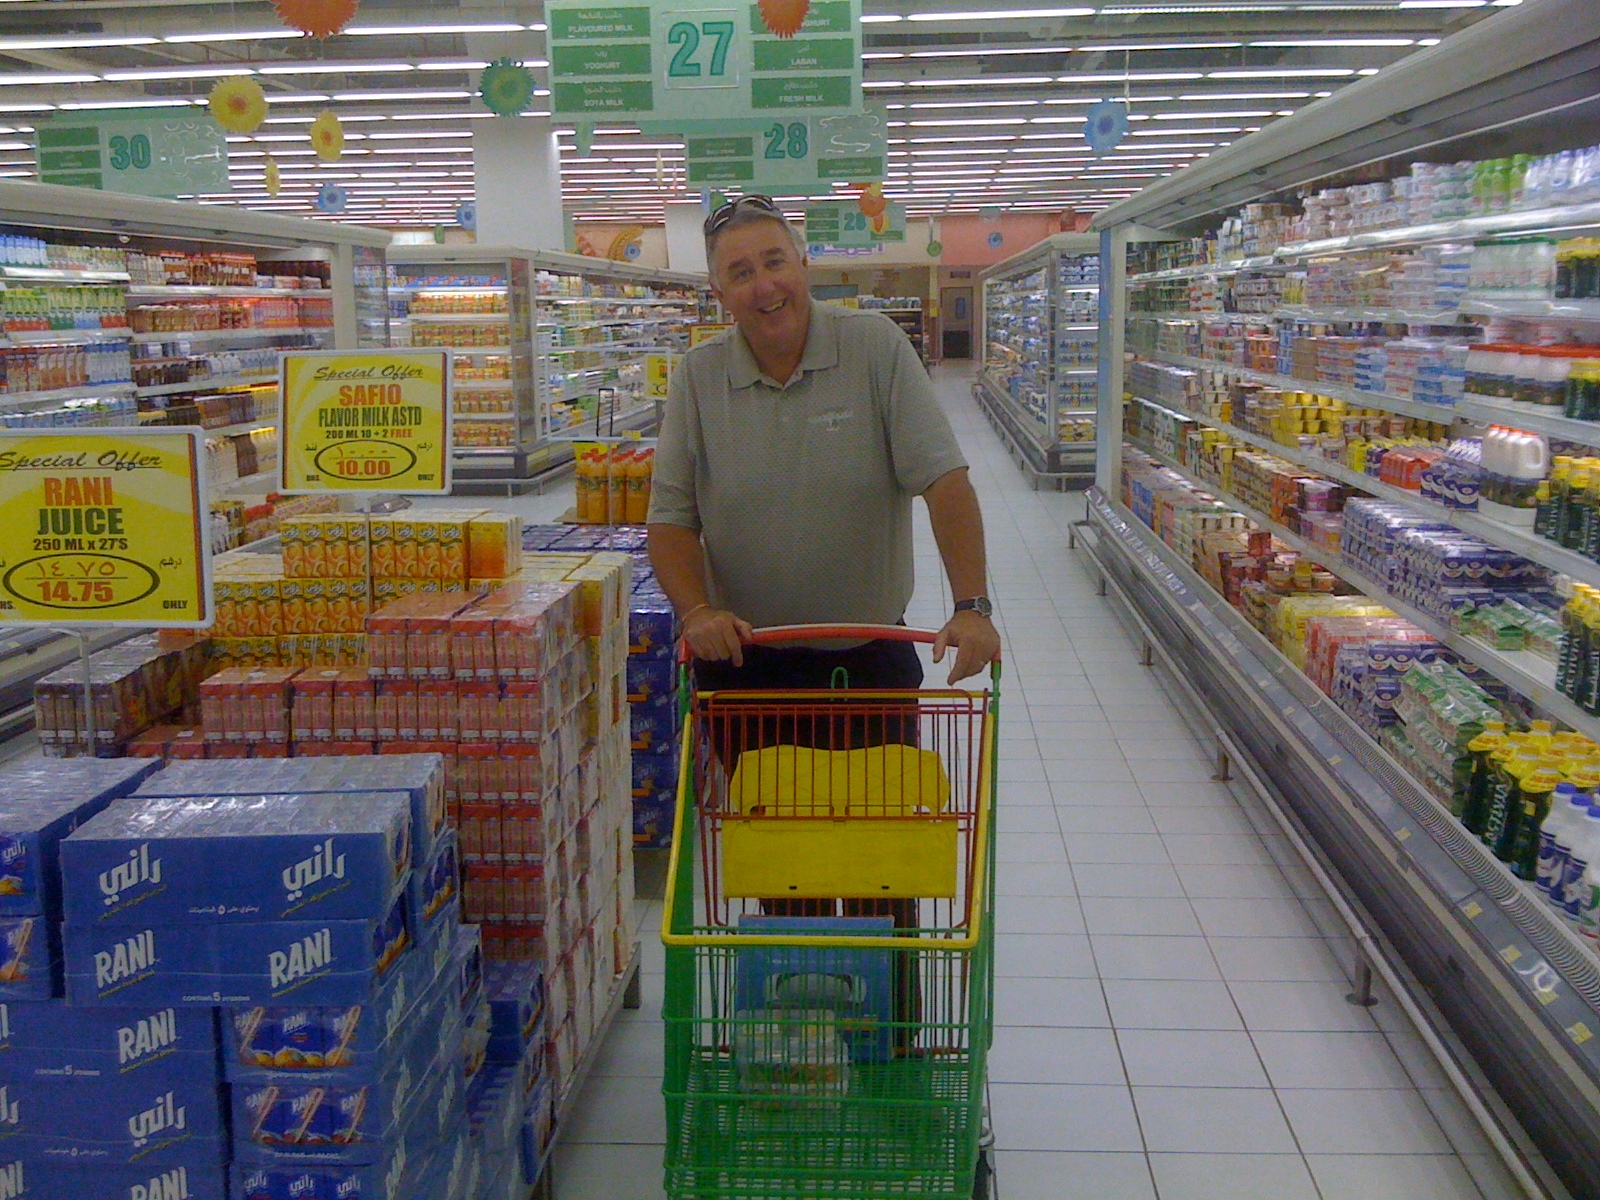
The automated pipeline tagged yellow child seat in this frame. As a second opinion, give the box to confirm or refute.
[722,744,958,899]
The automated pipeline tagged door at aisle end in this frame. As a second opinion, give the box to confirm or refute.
[941,287,972,359]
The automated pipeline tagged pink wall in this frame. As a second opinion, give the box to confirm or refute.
[938,214,1065,267]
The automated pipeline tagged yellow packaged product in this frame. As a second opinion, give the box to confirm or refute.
[255,577,284,638]
[468,514,522,579]
[369,515,396,577]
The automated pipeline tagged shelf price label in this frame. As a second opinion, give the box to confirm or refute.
[35,107,229,199]
[549,0,861,124]
[0,428,211,627]
[280,350,452,495]
[689,323,731,346]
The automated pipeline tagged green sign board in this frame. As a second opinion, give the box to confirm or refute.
[646,108,886,193]
[549,0,862,124]
[35,108,229,199]
[805,200,907,248]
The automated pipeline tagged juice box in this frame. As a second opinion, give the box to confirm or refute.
[468,515,522,580]
[291,668,342,742]
[0,999,218,1083]
[367,515,395,579]
[0,1072,225,1166]
[333,671,376,741]
[64,892,411,1007]
[61,790,411,926]
[3,1156,228,1200]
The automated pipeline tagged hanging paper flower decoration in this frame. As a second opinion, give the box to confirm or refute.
[926,240,943,258]
[479,58,535,118]
[264,156,282,197]
[272,0,361,39]
[309,110,344,162]
[456,202,477,231]
[857,182,887,218]
[1084,100,1129,154]
[315,181,348,213]
[758,0,810,37]
[208,77,267,135]
[574,125,595,158]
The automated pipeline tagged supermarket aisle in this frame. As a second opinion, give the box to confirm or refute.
[543,365,1519,1200]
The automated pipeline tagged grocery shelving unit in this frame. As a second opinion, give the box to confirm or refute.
[388,246,705,495]
[1088,5,1600,1197]
[977,233,1099,488]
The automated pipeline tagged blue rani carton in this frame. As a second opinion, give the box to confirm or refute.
[230,971,462,1153]
[624,655,674,704]
[230,1024,465,1197]
[0,1067,224,1166]
[482,1154,526,1200]
[0,1000,216,1084]
[0,755,159,918]
[61,791,411,928]
[133,754,445,868]
[517,1073,554,1188]
[466,1062,524,1167]
[451,923,482,1014]
[0,918,55,1000]
[407,829,458,931]
[628,597,674,660]
[0,1151,228,1200]
[628,689,678,758]
[483,961,541,1064]
[63,890,410,1007]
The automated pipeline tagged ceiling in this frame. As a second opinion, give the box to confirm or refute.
[0,0,1512,230]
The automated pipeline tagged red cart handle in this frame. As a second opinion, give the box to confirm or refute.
[676,622,1001,663]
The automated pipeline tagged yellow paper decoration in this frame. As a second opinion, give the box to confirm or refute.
[309,110,344,162]
[264,157,282,197]
[208,77,267,135]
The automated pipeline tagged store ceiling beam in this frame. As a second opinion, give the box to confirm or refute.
[1092,0,1600,231]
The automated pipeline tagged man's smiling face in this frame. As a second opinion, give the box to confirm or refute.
[710,217,813,354]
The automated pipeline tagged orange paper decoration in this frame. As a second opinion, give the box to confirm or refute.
[272,0,361,39]
[757,0,810,38]
[857,183,887,218]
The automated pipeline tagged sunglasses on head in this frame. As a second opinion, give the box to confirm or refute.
[703,194,781,236]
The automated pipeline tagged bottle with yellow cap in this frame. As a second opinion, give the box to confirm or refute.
[1561,459,1591,550]
[1504,761,1564,877]
[1458,722,1506,825]
[1481,740,1538,850]
[1558,590,1587,699]
[1539,456,1570,539]
[1472,737,1524,841]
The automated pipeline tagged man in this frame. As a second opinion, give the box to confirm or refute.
[646,194,999,689]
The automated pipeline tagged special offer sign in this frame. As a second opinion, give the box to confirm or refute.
[0,428,211,627]
[280,349,452,494]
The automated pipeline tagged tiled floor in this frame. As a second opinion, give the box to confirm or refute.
[470,367,1524,1199]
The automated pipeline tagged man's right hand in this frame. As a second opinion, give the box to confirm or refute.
[682,606,755,666]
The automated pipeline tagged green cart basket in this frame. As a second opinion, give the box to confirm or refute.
[662,624,999,1200]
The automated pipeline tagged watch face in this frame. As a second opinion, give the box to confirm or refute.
[960,596,993,618]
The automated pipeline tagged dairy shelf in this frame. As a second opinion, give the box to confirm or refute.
[136,372,276,399]
[0,380,135,407]
[1,328,131,348]
[126,285,332,300]
[128,326,331,347]
[0,265,129,283]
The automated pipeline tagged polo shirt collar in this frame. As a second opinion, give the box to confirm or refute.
[726,302,840,389]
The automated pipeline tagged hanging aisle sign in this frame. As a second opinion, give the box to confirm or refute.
[0,428,211,627]
[655,108,886,190]
[804,200,907,249]
[35,108,229,198]
[280,350,452,495]
[548,0,862,124]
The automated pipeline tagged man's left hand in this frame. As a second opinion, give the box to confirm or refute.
[932,609,1001,685]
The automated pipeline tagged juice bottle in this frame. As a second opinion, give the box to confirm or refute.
[1479,740,1534,848]
[1506,763,1563,879]
[624,446,652,524]
[1459,723,1507,825]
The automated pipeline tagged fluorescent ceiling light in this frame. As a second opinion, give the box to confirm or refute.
[0,35,160,50]
[908,8,1095,19]
[1131,126,1239,134]
[344,23,525,34]
[418,61,493,71]
[59,98,198,110]
[1177,91,1309,100]
[1251,38,1413,46]
[104,66,256,81]
[1042,94,1172,104]
[389,112,498,120]
[907,76,1055,87]
[862,52,907,59]
[908,118,1029,126]
[860,13,905,21]
[163,30,304,43]
[259,63,415,75]
[332,91,472,102]
[0,104,54,113]
[0,74,100,86]
[863,81,907,89]
[1075,41,1241,50]
[1058,72,1203,82]
[1206,68,1354,78]
[369,131,473,139]
[1397,0,1484,5]
[908,45,1073,57]
[1152,110,1272,119]
[1358,68,1381,74]
[1029,116,1088,124]
[909,100,1040,109]
[265,94,331,104]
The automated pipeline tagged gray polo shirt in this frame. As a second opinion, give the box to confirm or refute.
[647,301,967,629]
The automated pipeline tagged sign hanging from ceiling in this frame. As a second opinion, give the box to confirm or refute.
[34,108,229,199]
[548,1,863,124]
[651,108,886,191]
[804,200,907,249]
[0,428,212,627]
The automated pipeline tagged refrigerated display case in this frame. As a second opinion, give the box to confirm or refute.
[388,246,704,494]
[977,233,1099,487]
[1087,6,1600,1196]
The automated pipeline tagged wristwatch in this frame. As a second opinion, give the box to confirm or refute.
[953,596,993,618]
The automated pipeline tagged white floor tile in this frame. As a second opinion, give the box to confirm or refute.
[1191,896,1323,939]
[994,861,1078,897]
[989,1025,1125,1084]
[999,804,1064,832]
[1070,861,1185,897]
[1117,1028,1270,1088]
[1091,935,1222,982]
[1104,978,1244,1030]
[1305,1154,1487,1200]
[1279,1089,1455,1155]
[1176,863,1299,899]
[553,1143,666,1200]
[996,899,1087,935]
[1251,1030,1417,1091]
[990,1083,1144,1152]
[1162,833,1275,866]
[557,1071,666,1144]
[1148,1152,1320,1200]
[1148,806,1260,836]
[997,831,1069,863]
[1229,980,1382,1033]
[1082,895,1202,937]
[995,933,1099,978]
[1209,937,1350,983]
[1064,832,1172,865]
[1131,1086,1299,1153]
[992,1151,1156,1200]
[1055,805,1159,834]
[995,975,1111,1028]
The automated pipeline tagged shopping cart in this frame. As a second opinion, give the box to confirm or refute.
[662,625,1000,1200]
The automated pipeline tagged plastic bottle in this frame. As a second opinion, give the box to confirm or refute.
[606,446,629,525]
[1563,460,1593,550]
[1504,762,1562,877]
[1460,724,1508,826]
[1554,773,1600,920]
[1536,781,1582,894]
[1477,739,1530,844]
[1543,456,1572,539]
[1575,819,1600,943]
